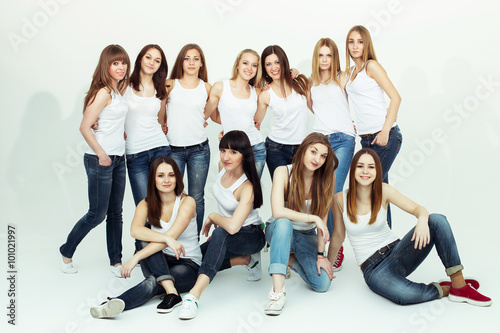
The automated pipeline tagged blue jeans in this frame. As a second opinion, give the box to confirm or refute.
[265,137,299,181]
[60,154,126,266]
[199,225,265,281]
[170,140,210,235]
[117,241,199,310]
[252,142,266,179]
[360,125,403,227]
[126,146,171,206]
[265,219,331,292]
[326,132,355,194]
[363,214,462,305]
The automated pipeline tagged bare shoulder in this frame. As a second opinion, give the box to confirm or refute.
[204,81,212,92]
[258,89,270,103]
[335,192,344,211]
[366,60,386,77]
[180,195,196,208]
[211,81,223,95]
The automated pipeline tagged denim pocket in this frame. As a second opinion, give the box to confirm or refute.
[126,153,137,162]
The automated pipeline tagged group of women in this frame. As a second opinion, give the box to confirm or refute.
[59,24,491,321]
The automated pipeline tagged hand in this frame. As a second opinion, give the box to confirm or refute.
[203,121,208,128]
[315,217,330,245]
[124,132,127,140]
[164,235,185,260]
[121,257,139,278]
[290,68,299,79]
[91,118,100,130]
[202,215,216,238]
[352,121,357,135]
[371,130,389,146]
[218,130,224,141]
[162,123,168,134]
[411,219,430,250]
[316,256,334,280]
[254,121,261,130]
[98,155,112,166]
[261,83,270,92]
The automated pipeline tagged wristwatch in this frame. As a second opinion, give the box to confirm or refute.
[317,251,326,257]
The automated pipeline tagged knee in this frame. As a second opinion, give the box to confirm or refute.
[273,218,293,236]
[428,214,452,232]
[312,274,331,293]
[211,227,229,240]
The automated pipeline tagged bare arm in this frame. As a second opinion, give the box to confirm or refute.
[204,81,222,121]
[254,90,270,125]
[327,192,346,263]
[158,97,167,126]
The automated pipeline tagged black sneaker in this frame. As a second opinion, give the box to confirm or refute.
[157,293,182,313]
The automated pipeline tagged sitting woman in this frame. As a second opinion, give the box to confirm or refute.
[90,156,202,318]
[264,132,344,316]
[334,148,491,306]
[178,130,266,320]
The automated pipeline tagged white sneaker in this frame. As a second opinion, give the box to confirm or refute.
[264,287,286,316]
[60,256,77,274]
[90,298,125,319]
[178,294,199,320]
[247,251,262,281]
[110,265,123,278]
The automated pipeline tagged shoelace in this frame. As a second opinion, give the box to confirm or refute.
[268,290,284,300]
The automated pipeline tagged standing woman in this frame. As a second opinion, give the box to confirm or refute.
[334,149,491,306]
[345,25,403,227]
[166,43,211,234]
[90,157,202,318]
[309,38,355,194]
[178,131,265,320]
[264,133,344,316]
[204,49,266,178]
[254,45,310,180]
[125,44,171,206]
[60,45,130,275]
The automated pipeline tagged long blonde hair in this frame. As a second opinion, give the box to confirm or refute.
[311,38,342,87]
[84,45,130,110]
[230,49,261,87]
[345,25,377,79]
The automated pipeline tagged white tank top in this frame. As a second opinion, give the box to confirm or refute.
[345,63,397,135]
[285,165,316,231]
[267,87,309,145]
[212,169,262,227]
[86,90,128,156]
[342,189,398,266]
[311,82,355,137]
[124,86,169,154]
[151,195,202,266]
[166,79,207,146]
[218,80,263,146]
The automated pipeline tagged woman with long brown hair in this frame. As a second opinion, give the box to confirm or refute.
[60,45,130,275]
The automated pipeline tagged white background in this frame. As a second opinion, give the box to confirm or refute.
[1,0,499,332]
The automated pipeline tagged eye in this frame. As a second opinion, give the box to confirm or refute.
[219,148,225,153]
[230,150,237,155]
[321,154,327,159]
[156,60,160,63]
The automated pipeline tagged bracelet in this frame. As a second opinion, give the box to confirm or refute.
[317,255,326,259]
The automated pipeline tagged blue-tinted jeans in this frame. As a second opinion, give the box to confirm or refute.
[199,225,265,281]
[266,219,331,292]
[126,146,171,206]
[363,214,462,305]
[117,241,199,310]
[360,125,403,227]
[60,154,126,266]
[326,132,355,194]
[252,142,266,179]
[265,137,299,181]
[170,140,210,235]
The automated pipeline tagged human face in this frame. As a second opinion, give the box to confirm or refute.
[318,45,332,71]
[354,153,376,186]
[303,143,329,172]
[220,147,243,172]
[264,53,280,80]
[141,48,161,75]
[109,60,127,82]
[348,31,364,59]
[237,53,259,81]
[155,163,176,194]
[182,48,202,76]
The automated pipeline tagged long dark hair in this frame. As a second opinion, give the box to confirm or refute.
[146,156,185,228]
[130,44,168,100]
[219,131,263,209]
[347,148,383,225]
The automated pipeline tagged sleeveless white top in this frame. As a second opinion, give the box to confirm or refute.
[342,189,398,265]
[166,79,207,146]
[151,195,202,266]
[345,63,396,135]
[124,86,169,154]
[86,90,128,156]
[311,82,355,137]
[212,169,262,228]
[218,80,263,146]
[286,165,316,231]
[267,87,309,145]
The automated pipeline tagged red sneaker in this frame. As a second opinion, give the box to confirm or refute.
[439,279,480,290]
[332,246,344,272]
[449,283,492,307]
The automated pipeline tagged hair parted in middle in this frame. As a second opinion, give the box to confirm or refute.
[345,25,378,76]
[169,43,208,82]
[286,132,337,219]
[230,49,262,87]
[130,44,168,100]
[311,37,342,88]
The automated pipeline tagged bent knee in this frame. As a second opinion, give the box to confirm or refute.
[311,275,331,293]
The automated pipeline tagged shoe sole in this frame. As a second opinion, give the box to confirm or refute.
[247,274,262,281]
[157,301,182,314]
[90,299,125,318]
[448,294,492,307]
[179,312,196,320]
[264,309,282,316]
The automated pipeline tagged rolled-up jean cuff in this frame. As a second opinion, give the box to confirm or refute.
[431,282,443,299]
[268,263,288,276]
[446,264,464,276]
[157,274,174,284]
